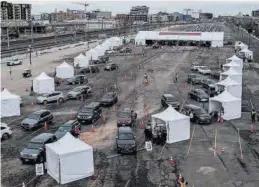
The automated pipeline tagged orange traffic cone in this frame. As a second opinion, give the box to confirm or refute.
[250,125,254,133]
[30,102,34,108]
[44,122,48,130]
[140,122,144,129]
[221,148,225,154]
[101,115,105,122]
[91,125,94,132]
[22,182,26,187]
[170,157,175,165]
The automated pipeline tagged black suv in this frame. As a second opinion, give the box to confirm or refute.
[101,92,118,106]
[55,120,82,139]
[21,110,53,130]
[117,108,137,127]
[77,102,102,124]
[161,94,180,110]
[116,127,136,154]
[188,89,209,102]
[66,75,87,85]
[79,65,100,74]
[20,133,57,164]
[187,73,203,84]
[183,104,211,124]
[201,79,216,90]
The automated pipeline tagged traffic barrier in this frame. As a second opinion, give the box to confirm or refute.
[170,156,175,165]
[44,122,48,130]
[250,125,254,133]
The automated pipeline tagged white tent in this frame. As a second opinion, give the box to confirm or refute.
[56,61,74,79]
[220,67,242,84]
[109,37,122,47]
[236,43,248,51]
[239,48,253,60]
[102,40,112,50]
[33,72,55,94]
[223,61,242,73]
[74,53,89,67]
[209,90,241,120]
[86,49,99,61]
[216,77,242,98]
[151,106,190,144]
[226,55,243,67]
[1,89,21,118]
[46,133,94,185]
[94,45,105,56]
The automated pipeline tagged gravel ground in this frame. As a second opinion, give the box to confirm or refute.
[1,23,259,187]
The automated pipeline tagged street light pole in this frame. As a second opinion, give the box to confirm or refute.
[28,45,32,65]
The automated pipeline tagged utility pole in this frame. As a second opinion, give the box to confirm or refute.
[7,27,10,49]
[30,19,33,44]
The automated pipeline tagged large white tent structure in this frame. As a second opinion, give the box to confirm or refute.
[56,62,74,79]
[226,55,243,67]
[74,53,89,67]
[33,72,55,94]
[46,133,94,185]
[209,90,241,120]
[151,106,190,144]
[223,61,242,73]
[220,68,242,84]
[239,48,253,60]
[109,37,123,47]
[102,40,112,50]
[86,49,99,61]
[216,77,242,98]
[94,45,105,56]
[1,89,21,118]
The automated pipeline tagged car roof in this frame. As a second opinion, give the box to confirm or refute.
[118,127,132,133]
[163,94,174,98]
[30,133,54,143]
[33,109,50,114]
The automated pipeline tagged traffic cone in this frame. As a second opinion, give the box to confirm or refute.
[101,115,105,122]
[221,148,225,154]
[250,125,254,133]
[22,182,26,187]
[30,102,34,108]
[112,105,117,112]
[140,122,144,129]
[114,83,117,89]
[44,122,48,130]
[184,83,188,88]
[25,88,28,92]
[170,156,175,165]
[91,125,95,132]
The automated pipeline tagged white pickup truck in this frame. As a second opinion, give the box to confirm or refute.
[6,59,23,66]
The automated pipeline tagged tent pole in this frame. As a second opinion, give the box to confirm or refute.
[238,128,243,159]
[59,158,61,185]
[187,125,196,156]
[214,129,217,157]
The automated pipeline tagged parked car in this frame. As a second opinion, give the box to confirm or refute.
[191,64,206,71]
[67,86,92,100]
[101,92,118,106]
[20,133,57,164]
[55,120,81,139]
[79,65,100,74]
[105,49,116,55]
[210,71,221,80]
[161,94,180,110]
[21,110,53,130]
[77,102,102,124]
[104,63,118,71]
[120,47,132,53]
[37,91,64,105]
[1,123,12,140]
[66,75,87,85]
[204,87,218,97]
[183,104,212,124]
[201,79,216,90]
[99,56,109,63]
[6,59,22,66]
[188,89,209,102]
[116,127,136,154]
[187,73,203,84]
[117,108,137,127]
[152,43,161,49]
[198,66,211,75]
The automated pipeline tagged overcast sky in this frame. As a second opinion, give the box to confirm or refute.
[9,0,259,16]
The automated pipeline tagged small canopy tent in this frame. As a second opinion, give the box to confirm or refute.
[109,37,122,47]
[94,45,105,56]
[74,53,89,67]
[86,49,99,61]
[33,72,55,94]
[56,61,74,79]
[209,90,241,120]
[102,40,112,50]
[226,55,243,67]
[236,42,248,51]
[223,61,242,73]
[220,68,242,84]
[151,106,190,144]
[1,89,21,118]
[216,77,242,98]
[46,133,94,185]
[239,48,253,60]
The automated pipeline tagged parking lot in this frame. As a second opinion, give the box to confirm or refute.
[1,23,259,187]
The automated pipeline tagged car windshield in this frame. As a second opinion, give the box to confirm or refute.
[202,67,210,70]
[197,90,207,96]
[195,108,207,115]
[58,126,71,132]
[103,94,113,99]
[81,108,93,114]
[27,142,43,149]
[28,113,40,120]
[166,96,177,102]
[119,133,134,140]
[118,111,131,118]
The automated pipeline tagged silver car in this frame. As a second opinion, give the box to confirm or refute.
[67,86,92,100]
[37,91,64,105]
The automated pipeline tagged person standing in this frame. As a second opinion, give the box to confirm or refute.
[9,67,12,80]
[175,72,178,83]
[189,110,194,122]
[251,109,256,123]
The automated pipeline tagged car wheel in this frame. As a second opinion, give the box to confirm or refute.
[197,98,200,102]
[21,159,26,164]
[43,100,48,105]
[59,98,64,103]
[117,150,120,154]
[188,94,191,98]
[2,133,10,140]
[72,82,75,85]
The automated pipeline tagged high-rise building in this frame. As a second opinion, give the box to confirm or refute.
[1,1,31,21]
[92,9,112,20]
[252,10,259,17]
[126,6,149,23]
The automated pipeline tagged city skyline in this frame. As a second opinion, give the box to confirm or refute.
[7,1,259,16]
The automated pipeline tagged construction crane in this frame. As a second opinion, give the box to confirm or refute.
[72,1,89,13]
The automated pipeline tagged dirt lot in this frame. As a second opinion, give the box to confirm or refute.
[1,23,259,187]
